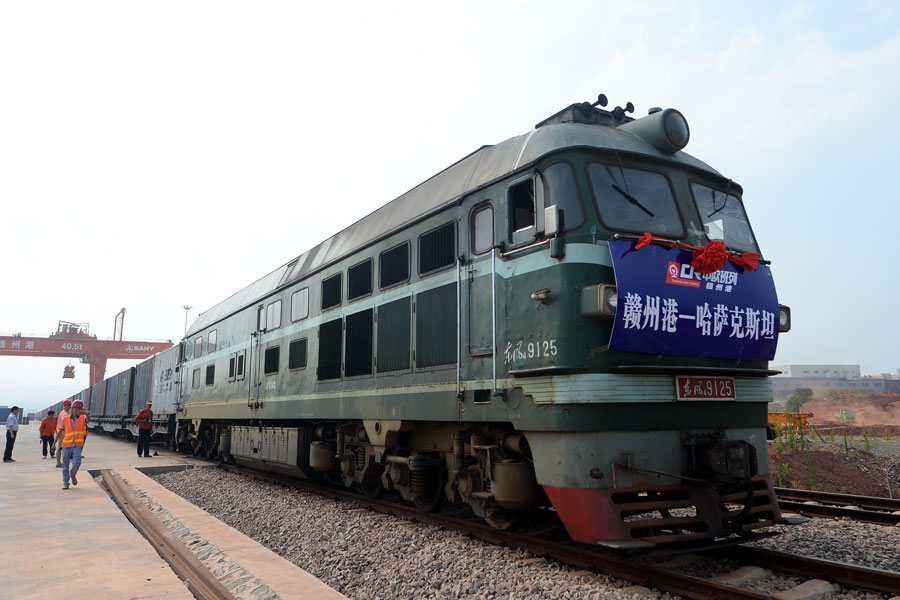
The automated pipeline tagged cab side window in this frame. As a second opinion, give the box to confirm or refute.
[472,205,493,254]
[543,162,584,231]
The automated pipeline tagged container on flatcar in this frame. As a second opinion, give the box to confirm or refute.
[78,388,90,412]
[115,368,135,416]
[90,381,106,417]
[150,346,179,415]
[133,357,155,411]
[104,376,118,417]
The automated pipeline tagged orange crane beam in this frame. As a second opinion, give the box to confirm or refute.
[0,334,173,386]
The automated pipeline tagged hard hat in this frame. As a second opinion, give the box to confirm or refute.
[63,399,72,406]
[72,400,84,408]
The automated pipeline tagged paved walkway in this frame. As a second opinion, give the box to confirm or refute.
[1,422,198,599]
[0,422,345,600]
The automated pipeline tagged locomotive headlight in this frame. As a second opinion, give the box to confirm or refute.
[604,288,618,311]
[580,284,618,318]
[618,107,690,154]
[779,305,791,333]
[663,109,690,149]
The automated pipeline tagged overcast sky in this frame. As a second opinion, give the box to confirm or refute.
[2,1,898,413]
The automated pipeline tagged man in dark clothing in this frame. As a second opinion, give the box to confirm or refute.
[4,406,20,462]
[135,400,153,457]
[40,410,57,458]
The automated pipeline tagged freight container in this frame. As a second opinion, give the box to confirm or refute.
[90,382,105,416]
[133,356,155,411]
[151,346,179,414]
[105,376,118,417]
[116,368,135,416]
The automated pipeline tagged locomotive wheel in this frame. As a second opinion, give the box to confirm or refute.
[360,479,385,499]
[484,506,516,531]
[412,469,446,513]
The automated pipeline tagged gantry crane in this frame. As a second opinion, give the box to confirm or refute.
[0,309,174,386]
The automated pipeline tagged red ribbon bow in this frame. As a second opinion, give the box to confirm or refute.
[632,233,759,273]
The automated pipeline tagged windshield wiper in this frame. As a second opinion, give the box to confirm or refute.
[706,178,733,219]
[611,183,655,217]
[607,155,655,217]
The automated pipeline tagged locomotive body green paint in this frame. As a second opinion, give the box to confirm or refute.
[74,100,785,545]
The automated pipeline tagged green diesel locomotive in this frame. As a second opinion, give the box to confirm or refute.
[153,96,794,547]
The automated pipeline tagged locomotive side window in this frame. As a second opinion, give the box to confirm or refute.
[266,300,282,330]
[291,287,309,322]
[543,162,584,231]
[257,306,266,331]
[291,288,309,321]
[690,182,759,253]
[207,330,217,353]
[345,308,373,377]
[472,205,493,254]
[379,242,409,289]
[264,346,280,375]
[206,364,215,386]
[289,338,307,370]
[587,162,683,236]
[193,336,202,358]
[348,259,373,301]
[510,178,535,234]
[228,354,236,381]
[317,318,343,380]
[191,368,200,389]
[377,297,410,373]
[322,273,342,310]
[418,222,455,275]
[236,351,245,380]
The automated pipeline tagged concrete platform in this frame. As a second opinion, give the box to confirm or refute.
[1,423,345,600]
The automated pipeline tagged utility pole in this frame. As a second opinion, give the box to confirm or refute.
[182,305,193,335]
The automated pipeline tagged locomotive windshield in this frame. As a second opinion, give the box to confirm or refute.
[587,162,684,237]
[690,182,759,253]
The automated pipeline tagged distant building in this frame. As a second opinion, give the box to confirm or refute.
[772,364,860,379]
[770,364,900,398]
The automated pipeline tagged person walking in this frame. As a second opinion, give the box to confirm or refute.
[3,406,20,462]
[56,400,71,468]
[55,400,87,490]
[135,400,153,458]
[39,410,57,459]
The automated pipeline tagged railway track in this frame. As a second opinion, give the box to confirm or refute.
[776,487,900,526]
[211,463,900,599]
[99,468,233,600]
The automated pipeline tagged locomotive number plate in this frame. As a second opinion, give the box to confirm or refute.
[675,376,736,400]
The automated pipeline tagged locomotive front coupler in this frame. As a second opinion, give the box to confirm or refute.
[682,428,759,485]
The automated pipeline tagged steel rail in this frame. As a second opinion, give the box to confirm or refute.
[724,545,900,594]
[100,468,233,600]
[775,487,900,512]
[213,464,838,600]
[777,500,900,526]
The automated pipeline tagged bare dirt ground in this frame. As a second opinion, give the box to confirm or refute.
[768,390,900,496]
[768,444,898,496]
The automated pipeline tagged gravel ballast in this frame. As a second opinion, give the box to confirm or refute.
[154,467,900,600]
[155,468,673,600]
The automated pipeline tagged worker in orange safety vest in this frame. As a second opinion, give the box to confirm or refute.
[55,399,72,469]
[54,400,87,490]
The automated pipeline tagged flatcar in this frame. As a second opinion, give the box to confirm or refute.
[43,96,792,548]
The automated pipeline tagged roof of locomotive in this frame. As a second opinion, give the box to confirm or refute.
[186,105,721,336]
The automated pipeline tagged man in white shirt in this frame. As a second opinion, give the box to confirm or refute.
[3,406,20,462]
